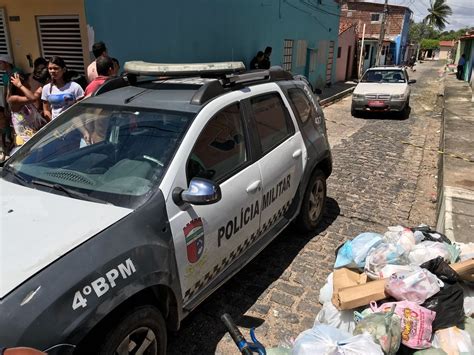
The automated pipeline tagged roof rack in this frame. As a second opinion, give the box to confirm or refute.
[93,62,296,105]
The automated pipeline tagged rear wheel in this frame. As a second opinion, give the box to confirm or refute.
[97,306,167,355]
[296,169,327,232]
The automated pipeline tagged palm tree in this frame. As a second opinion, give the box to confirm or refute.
[424,0,453,31]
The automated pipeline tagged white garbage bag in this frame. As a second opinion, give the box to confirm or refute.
[315,301,356,333]
[319,272,334,304]
[292,324,383,355]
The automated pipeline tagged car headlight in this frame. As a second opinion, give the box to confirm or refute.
[353,94,364,100]
[391,94,406,100]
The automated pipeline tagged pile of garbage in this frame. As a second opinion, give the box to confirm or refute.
[292,225,474,355]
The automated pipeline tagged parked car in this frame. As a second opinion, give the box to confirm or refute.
[351,66,416,117]
[0,62,332,354]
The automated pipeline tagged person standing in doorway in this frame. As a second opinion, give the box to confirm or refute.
[457,54,466,80]
[261,46,272,69]
[249,51,265,70]
[87,41,108,82]
[41,56,84,121]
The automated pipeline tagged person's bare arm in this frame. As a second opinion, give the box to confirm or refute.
[11,74,39,102]
[42,101,52,122]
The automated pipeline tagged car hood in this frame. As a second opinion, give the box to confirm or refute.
[354,83,407,95]
[0,179,133,299]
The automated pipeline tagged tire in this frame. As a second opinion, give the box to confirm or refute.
[97,306,167,355]
[296,169,327,232]
[401,98,410,119]
[351,106,361,118]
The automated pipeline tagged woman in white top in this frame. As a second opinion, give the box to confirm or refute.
[41,56,84,121]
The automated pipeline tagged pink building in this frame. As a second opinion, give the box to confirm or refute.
[336,23,357,82]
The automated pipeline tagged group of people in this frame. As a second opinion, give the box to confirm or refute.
[0,41,119,161]
[249,46,272,70]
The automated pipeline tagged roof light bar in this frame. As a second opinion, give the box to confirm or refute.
[124,61,246,76]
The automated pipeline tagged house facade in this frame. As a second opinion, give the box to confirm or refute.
[455,31,474,87]
[83,0,341,88]
[336,22,357,81]
[340,0,412,73]
[0,0,90,75]
[438,40,455,61]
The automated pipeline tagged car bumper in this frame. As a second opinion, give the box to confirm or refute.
[352,99,407,112]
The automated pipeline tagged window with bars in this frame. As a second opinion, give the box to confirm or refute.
[0,8,12,73]
[36,16,86,74]
[283,39,294,71]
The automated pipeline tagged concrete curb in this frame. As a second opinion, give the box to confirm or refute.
[319,86,355,107]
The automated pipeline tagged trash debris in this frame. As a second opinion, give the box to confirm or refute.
[385,266,442,304]
[291,225,474,355]
[334,232,383,269]
[431,327,474,354]
[353,305,401,354]
[315,301,356,333]
[292,324,383,355]
[370,301,436,349]
[365,243,408,279]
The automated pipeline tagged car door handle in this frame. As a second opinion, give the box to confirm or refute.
[292,149,302,159]
[246,180,261,193]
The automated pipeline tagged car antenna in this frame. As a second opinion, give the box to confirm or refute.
[124,88,149,104]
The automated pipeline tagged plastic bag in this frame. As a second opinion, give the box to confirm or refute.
[383,226,416,253]
[292,324,383,355]
[461,282,474,316]
[410,226,452,244]
[353,305,401,354]
[371,300,436,349]
[365,243,408,280]
[385,266,442,304]
[334,233,383,269]
[455,242,474,261]
[319,272,333,304]
[408,242,459,265]
[420,257,465,331]
[377,265,418,280]
[422,282,465,331]
[315,302,356,333]
[432,327,474,354]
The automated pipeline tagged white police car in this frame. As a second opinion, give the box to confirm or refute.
[0,62,332,354]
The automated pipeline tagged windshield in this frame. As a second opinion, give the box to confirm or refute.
[361,70,406,83]
[3,104,194,208]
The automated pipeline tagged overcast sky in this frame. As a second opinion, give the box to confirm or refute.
[368,0,474,30]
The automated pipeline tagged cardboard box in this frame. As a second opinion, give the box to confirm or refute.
[330,259,474,311]
[450,258,474,281]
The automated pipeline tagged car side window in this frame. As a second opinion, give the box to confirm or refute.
[186,103,247,183]
[288,88,316,124]
[250,93,295,154]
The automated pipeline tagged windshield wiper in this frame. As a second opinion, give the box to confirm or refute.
[31,180,109,204]
[3,165,29,186]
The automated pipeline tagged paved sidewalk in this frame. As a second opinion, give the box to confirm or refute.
[318,81,356,106]
[436,73,474,242]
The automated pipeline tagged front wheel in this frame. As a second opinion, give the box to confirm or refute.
[351,106,361,118]
[97,306,167,355]
[296,169,327,232]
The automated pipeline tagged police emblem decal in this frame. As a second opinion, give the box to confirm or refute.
[183,218,205,263]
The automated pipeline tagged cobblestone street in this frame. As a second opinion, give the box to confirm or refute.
[168,61,445,354]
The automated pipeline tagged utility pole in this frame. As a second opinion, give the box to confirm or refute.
[375,0,389,66]
[358,22,366,79]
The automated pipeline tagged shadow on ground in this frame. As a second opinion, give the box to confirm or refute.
[167,197,341,354]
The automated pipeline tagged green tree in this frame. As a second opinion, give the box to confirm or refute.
[420,39,440,50]
[424,0,453,31]
[409,21,440,43]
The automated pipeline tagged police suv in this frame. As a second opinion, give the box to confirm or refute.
[0,62,332,353]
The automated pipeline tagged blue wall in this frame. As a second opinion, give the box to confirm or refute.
[84,0,340,87]
[395,11,411,64]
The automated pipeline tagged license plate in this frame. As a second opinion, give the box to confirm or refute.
[368,100,385,107]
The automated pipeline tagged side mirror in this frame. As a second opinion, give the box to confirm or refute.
[408,79,416,84]
[314,88,322,95]
[173,178,221,206]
